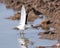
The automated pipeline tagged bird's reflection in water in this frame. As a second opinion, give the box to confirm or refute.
[18,31,33,48]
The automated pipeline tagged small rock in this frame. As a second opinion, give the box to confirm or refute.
[13,27,19,30]
[43,31,55,34]
[36,46,46,48]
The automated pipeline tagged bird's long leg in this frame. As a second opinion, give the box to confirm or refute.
[25,13,28,24]
[25,8,32,25]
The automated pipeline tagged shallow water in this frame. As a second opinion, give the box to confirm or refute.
[0,3,58,48]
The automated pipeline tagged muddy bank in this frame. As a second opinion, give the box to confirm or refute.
[36,45,60,48]
[38,19,60,41]
[6,12,21,20]
[0,0,4,3]
[1,0,60,19]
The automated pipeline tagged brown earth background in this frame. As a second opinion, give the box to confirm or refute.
[0,0,60,20]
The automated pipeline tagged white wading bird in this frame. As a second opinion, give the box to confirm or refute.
[15,5,33,30]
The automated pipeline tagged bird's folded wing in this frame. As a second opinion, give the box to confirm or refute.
[19,5,26,28]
